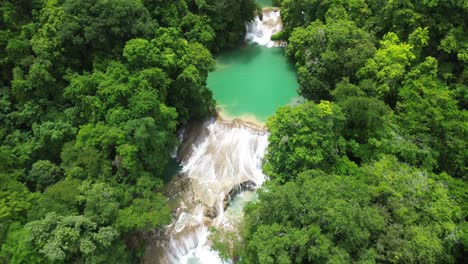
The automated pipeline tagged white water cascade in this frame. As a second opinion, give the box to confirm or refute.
[144,6,286,264]
[144,117,269,263]
[245,8,285,47]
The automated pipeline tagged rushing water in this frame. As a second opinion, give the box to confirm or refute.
[145,118,269,264]
[145,7,297,264]
[245,8,286,48]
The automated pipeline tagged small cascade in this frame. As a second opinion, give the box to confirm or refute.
[145,117,269,263]
[245,8,285,47]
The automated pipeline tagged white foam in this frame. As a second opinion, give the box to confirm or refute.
[177,227,227,264]
[245,9,284,48]
[155,118,269,263]
[181,119,268,208]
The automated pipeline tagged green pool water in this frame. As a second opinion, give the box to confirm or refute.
[207,44,298,121]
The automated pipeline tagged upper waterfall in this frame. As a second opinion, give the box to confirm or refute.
[245,8,285,47]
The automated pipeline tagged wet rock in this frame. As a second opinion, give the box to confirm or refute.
[224,180,257,210]
[204,206,218,219]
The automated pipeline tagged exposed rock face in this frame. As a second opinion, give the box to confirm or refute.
[224,180,257,211]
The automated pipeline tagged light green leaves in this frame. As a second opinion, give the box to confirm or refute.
[25,213,119,262]
[358,33,415,102]
[265,101,345,181]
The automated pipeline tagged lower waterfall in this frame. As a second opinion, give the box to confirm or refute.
[144,117,269,263]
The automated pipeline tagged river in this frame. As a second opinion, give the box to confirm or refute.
[144,3,298,263]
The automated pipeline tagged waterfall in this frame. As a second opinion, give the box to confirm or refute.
[145,117,269,263]
[144,6,287,264]
[245,8,285,47]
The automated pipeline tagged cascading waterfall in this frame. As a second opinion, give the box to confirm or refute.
[245,8,285,47]
[145,6,286,264]
[144,117,269,263]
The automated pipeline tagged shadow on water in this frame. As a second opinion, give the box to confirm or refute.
[162,158,182,183]
[215,44,264,67]
[279,49,299,74]
[215,44,294,70]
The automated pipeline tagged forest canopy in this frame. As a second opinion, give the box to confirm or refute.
[237,0,468,263]
[0,0,257,262]
[1,0,467,263]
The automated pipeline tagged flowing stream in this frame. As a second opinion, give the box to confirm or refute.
[144,4,298,263]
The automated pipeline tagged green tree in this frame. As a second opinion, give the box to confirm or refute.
[31,0,155,70]
[35,177,82,217]
[332,79,393,162]
[0,222,45,264]
[242,172,384,263]
[357,32,416,106]
[122,116,177,179]
[0,173,32,243]
[25,213,119,263]
[279,0,372,36]
[79,181,120,226]
[396,57,468,179]
[194,0,257,52]
[115,176,171,232]
[180,13,216,49]
[123,30,215,122]
[264,101,346,181]
[361,157,461,263]
[26,160,64,192]
[287,19,375,101]
[31,121,76,162]
[242,157,461,263]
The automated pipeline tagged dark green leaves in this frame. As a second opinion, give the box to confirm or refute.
[287,19,375,101]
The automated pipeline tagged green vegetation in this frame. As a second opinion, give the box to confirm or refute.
[239,0,467,263]
[0,0,257,262]
[2,0,467,263]
[243,158,462,263]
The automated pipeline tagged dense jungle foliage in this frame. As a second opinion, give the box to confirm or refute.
[2,0,467,263]
[236,0,468,263]
[0,0,257,262]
